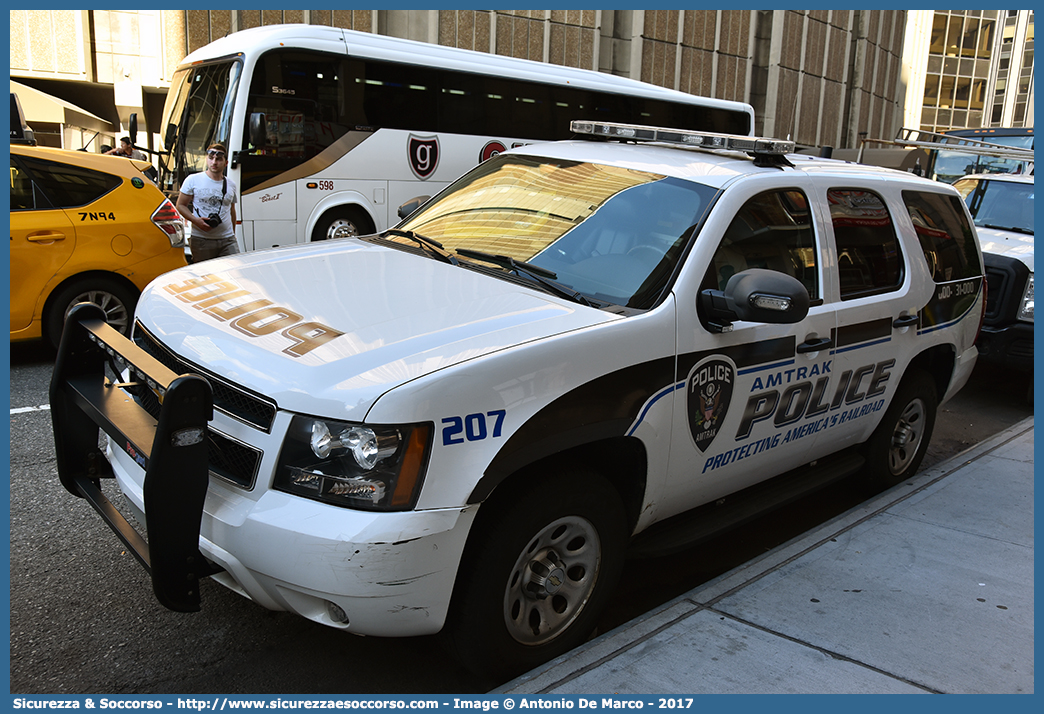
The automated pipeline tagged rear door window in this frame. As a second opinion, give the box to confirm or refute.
[827,189,903,299]
[15,155,120,209]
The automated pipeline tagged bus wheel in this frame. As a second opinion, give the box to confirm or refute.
[312,207,375,241]
[446,470,627,682]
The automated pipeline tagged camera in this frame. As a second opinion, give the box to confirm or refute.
[203,212,222,228]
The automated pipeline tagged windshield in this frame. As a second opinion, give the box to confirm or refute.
[954,177,1035,234]
[396,155,717,308]
[158,60,242,193]
[932,134,1034,184]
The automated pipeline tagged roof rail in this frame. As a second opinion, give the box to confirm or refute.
[570,120,795,168]
[868,127,1035,161]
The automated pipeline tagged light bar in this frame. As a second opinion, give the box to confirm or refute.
[570,120,795,156]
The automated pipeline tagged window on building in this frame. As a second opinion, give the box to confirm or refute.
[946,16,965,58]
[923,74,941,106]
[930,14,948,55]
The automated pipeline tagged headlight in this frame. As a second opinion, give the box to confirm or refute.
[1018,273,1033,322]
[275,415,432,511]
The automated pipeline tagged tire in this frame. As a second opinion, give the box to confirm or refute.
[447,471,628,682]
[861,368,938,489]
[311,207,375,241]
[45,276,139,349]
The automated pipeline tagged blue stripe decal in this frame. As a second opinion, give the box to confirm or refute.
[627,381,683,436]
[834,336,893,354]
[738,359,795,376]
[919,298,979,335]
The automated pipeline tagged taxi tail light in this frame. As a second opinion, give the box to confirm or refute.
[151,199,186,248]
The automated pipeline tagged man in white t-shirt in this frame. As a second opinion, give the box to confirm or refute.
[176,143,240,262]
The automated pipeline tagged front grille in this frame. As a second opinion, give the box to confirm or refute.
[122,327,265,490]
[133,324,277,432]
[982,253,1031,327]
[122,379,261,488]
[206,431,262,489]
[984,267,1008,321]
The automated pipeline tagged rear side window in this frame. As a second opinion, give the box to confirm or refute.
[828,189,902,299]
[15,155,121,209]
[902,190,981,282]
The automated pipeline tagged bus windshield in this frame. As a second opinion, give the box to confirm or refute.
[932,133,1034,184]
[158,60,242,193]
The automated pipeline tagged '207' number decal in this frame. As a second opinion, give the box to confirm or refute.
[442,410,506,445]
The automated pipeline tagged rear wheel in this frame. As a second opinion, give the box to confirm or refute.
[447,470,627,682]
[45,276,138,349]
[861,368,937,489]
[311,207,375,241]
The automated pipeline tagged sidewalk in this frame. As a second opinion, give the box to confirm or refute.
[497,417,1034,694]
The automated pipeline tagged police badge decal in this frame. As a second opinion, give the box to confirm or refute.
[687,357,735,452]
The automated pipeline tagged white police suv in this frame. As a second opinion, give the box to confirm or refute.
[51,121,985,680]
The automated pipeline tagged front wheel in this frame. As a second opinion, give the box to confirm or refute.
[861,368,937,489]
[45,276,138,349]
[447,471,627,682]
[311,206,375,241]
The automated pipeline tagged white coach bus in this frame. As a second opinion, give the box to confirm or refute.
[149,24,755,250]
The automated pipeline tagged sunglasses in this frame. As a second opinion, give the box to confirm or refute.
[207,150,226,159]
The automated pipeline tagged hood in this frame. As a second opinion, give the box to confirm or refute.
[136,240,618,421]
[976,226,1034,272]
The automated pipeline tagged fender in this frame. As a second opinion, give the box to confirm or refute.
[304,191,380,242]
[470,356,675,503]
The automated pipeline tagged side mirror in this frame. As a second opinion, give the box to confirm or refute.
[11,93,36,145]
[164,123,177,150]
[397,196,430,220]
[699,268,810,333]
[249,113,267,150]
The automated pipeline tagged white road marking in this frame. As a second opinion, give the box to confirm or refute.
[10,404,51,415]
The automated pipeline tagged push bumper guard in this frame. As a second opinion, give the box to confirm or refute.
[49,303,222,612]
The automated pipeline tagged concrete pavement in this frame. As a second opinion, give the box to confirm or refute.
[497,417,1034,694]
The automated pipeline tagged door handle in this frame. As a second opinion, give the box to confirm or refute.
[27,231,67,243]
[892,314,919,328]
[796,336,833,354]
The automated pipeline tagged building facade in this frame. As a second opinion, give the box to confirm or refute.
[903,9,1034,134]
[10,9,908,153]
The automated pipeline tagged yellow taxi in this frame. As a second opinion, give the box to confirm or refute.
[10,144,187,347]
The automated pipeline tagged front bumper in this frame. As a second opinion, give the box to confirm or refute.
[109,437,475,635]
[976,322,1033,373]
[50,307,474,636]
